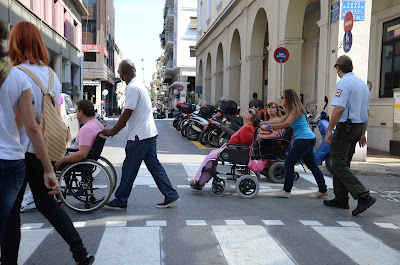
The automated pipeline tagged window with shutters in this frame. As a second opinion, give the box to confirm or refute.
[189,17,197,29]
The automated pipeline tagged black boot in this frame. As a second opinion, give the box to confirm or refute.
[352,195,376,216]
[323,198,349,209]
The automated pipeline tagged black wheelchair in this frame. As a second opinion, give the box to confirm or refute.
[200,127,295,199]
[57,134,117,213]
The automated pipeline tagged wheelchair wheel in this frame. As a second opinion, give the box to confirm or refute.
[235,175,259,199]
[211,180,225,197]
[268,161,285,184]
[97,156,117,192]
[294,172,300,181]
[58,160,112,213]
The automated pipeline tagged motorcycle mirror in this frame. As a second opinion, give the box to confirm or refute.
[323,96,328,110]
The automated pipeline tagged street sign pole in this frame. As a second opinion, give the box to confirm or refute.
[280,61,283,96]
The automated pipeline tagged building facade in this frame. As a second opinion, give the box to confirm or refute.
[81,0,116,115]
[161,0,197,108]
[196,0,400,154]
[114,44,126,112]
[0,0,87,100]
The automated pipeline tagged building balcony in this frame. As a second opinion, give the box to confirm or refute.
[165,32,174,51]
[164,7,174,32]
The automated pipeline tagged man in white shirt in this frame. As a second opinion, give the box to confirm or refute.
[102,59,179,209]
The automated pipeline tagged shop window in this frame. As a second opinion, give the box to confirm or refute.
[84,52,96,61]
[380,17,400,98]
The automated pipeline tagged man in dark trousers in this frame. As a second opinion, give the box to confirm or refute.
[249,92,263,109]
[324,55,376,216]
[102,59,180,209]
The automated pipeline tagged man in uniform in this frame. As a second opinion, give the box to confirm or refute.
[324,55,376,216]
[102,59,180,209]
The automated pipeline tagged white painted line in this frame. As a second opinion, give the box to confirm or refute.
[374,222,399,229]
[146,220,167,227]
[212,225,295,265]
[182,163,202,178]
[73,222,86,228]
[105,221,127,227]
[308,187,318,190]
[299,220,323,226]
[225,220,246,226]
[296,167,333,189]
[148,184,158,188]
[262,220,285,226]
[259,185,272,189]
[186,220,207,226]
[337,221,361,227]
[370,190,377,194]
[177,185,192,189]
[313,226,400,264]
[18,229,53,264]
[21,223,44,230]
[93,227,160,265]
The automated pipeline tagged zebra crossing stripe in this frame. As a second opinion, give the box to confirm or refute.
[263,220,285,226]
[21,223,44,230]
[336,221,361,227]
[225,220,246,225]
[186,220,207,226]
[93,227,160,265]
[106,221,127,227]
[297,169,333,189]
[299,220,323,226]
[312,226,400,264]
[73,222,86,228]
[18,229,52,264]
[146,220,167,227]
[373,222,399,229]
[212,225,295,265]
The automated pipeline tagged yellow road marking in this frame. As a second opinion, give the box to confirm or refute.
[169,125,216,150]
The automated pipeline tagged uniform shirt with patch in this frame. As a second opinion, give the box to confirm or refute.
[331,72,369,123]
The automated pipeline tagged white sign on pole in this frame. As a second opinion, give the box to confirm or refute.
[180,87,187,103]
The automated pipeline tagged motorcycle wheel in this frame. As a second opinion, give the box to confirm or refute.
[186,123,200,141]
[325,154,333,174]
[207,128,221,147]
[181,124,188,137]
[198,129,209,145]
[177,119,185,131]
[173,117,180,129]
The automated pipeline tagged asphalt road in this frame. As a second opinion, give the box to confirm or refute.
[17,118,400,265]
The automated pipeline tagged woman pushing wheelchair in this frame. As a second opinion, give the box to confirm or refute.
[264,89,328,198]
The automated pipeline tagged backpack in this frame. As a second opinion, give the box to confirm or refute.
[16,66,70,161]
[0,59,12,88]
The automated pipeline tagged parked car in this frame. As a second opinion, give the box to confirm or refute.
[59,93,79,144]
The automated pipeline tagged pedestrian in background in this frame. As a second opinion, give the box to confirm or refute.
[0,18,57,241]
[264,89,328,198]
[324,55,376,216]
[249,92,264,110]
[102,59,180,209]
[2,21,94,265]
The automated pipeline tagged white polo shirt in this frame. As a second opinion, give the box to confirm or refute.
[331,72,369,123]
[124,77,158,141]
[0,66,31,160]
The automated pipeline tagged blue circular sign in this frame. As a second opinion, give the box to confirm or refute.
[343,30,353,53]
[274,47,289,63]
[177,85,184,91]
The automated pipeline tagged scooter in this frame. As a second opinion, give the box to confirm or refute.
[300,96,333,174]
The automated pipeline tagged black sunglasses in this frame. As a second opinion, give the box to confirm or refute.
[248,110,253,114]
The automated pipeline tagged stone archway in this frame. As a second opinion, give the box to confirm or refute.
[215,43,224,101]
[249,8,268,105]
[205,53,212,104]
[228,29,241,104]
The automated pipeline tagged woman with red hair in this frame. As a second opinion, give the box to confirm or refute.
[2,21,94,265]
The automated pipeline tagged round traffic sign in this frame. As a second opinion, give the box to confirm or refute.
[274,47,289,63]
[177,85,184,91]
[344,11,354,32]
[343,30,353,53]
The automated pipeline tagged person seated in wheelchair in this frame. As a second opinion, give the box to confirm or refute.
[54,100,105,169]
[259,101,284,140]
[185,108,261,190]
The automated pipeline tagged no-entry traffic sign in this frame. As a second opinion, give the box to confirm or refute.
[177,85,184,91]
[274,47,289,63]
[344,11,354,32]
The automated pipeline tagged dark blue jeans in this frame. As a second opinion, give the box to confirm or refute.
[0,159,25,239]
[115,136,179,206]
[1,153,88,264]
[284,138,327,193]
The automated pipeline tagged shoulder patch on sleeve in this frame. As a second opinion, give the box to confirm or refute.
[335,89,342,97]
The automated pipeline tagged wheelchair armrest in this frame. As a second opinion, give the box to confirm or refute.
[67,148,79,152]
[225,144,250,150]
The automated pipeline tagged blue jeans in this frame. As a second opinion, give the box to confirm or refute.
[115,136,179,206]
[1,153,88,264]
[284,138,327,193]
[0,159,25,239]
